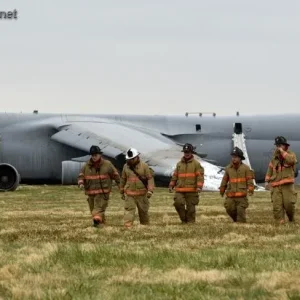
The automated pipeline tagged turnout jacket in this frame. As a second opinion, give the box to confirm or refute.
[265,149,297,187]
[169,155,204,192]
[120,161,155,196]
[219,162,254,197]
[78,158,120,195]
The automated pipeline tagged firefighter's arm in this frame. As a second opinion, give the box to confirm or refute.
[169,164,178,190]
[219,169,229,196]
[265,161,273,182]
[195,162,204,191]
[282,150,297,165]
[145,165,154,193]
[246,168,255,195]
[119,167,127,195]
[109,163,121,188]
[77,164,85,188]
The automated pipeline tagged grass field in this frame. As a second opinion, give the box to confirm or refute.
[1,185,300,299]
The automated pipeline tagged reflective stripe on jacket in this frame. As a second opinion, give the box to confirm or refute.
[120,161,155,196]
[169,155,204,192]
[219,162,254,197]
[265,150,297,187]
[78,158,120,195]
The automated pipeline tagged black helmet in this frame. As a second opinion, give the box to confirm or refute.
[231,146,245,160]
[274,136,290,146]
[90,145,102,155]
[181,143,195,153]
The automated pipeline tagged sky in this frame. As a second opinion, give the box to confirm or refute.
[0,0,299,116]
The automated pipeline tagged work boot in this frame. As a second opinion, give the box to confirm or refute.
[93,219,100,227]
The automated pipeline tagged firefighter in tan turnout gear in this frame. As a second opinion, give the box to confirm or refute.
[120,148,155,228]
[219,147,254,223]
[78,145,121,227]
[265,136,297,224]
[169,143,204,223]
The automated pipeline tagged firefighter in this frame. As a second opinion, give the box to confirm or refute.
[265,136,297,224]
[120,148,155,228]
[219,147,254,223]
[168,143,204,223]
[78,145,121,227]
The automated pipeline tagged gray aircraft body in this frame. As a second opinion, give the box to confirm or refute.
[0,112,298,192]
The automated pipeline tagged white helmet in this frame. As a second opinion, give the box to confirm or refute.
[125,148,140,160]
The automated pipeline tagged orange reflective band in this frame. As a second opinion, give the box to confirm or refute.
[125,190,147,196]
[219,187,226,193]
[175,187,197,192]
[84,175,109,180]
[178,173,198,178]
[226,192,247,197]
[127,177,142,182]
[271,178,295,187]
[169,181,176,186]
[246,176,253,180]
[173,172,178,176]
[248,186,254,191]
[86,189,111,194]
[230,178,246,183]
[197,182,203,187]
[147,184,154,190]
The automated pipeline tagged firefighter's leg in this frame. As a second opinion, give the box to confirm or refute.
[282,184,297,222]
[174,192,187,223]
[93,193,109,225]
[272,186,285,224]
[124,195,136,228]
[236,197,248,223]
[185,192,199,223]
[87,196,94,214]
[224,197,237,222]
[136,195,150,225]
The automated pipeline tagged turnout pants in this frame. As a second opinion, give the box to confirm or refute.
[124,195,150,227]
[87,193,109,223]
[224,197,248,223]
[271,184,297,222]
[174,192,199,223]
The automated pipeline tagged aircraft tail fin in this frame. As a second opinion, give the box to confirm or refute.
[232,132,265,191]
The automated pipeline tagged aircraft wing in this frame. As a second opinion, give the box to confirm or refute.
[51,120,224,191]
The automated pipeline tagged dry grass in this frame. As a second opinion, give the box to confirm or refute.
[0,185,300,299]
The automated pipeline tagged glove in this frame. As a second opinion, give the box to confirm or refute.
[220,192,224,197]
[121,194,125,200]
[197,188,202,193]
[265,182,270,190]
[79,184,84,190]
[248,191,253,196]
[146,191,153,199]
[168,187,173,193]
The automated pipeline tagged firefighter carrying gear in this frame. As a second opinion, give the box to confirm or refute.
[120,157,155,227]
[169,150,204,223]
[78,153,120,226]
[219,147,254,222]
[265,137,297,223]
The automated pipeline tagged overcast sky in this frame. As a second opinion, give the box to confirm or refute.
[1,0,299,116]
